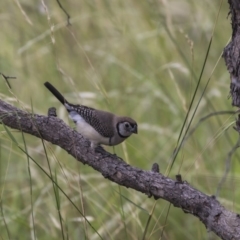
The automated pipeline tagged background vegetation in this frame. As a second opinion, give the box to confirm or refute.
[0,0,235,239]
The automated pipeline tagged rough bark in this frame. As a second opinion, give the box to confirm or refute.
[223,0,240,108]
[0,1,239,239]
[223,0,240,144]
[0,99,239,240]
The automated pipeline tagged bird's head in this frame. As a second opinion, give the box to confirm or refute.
[117,117,138,138]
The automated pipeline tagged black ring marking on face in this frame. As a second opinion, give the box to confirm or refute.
[117,122,129,138]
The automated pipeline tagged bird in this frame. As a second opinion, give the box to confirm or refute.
[44,82,138,148]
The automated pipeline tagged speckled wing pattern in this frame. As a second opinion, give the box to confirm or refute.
[67,104,115,138]
[44,81,116,139]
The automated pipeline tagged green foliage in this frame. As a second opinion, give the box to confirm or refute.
[0,0,236,239]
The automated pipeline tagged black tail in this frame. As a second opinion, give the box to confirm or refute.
[44,82,68,105]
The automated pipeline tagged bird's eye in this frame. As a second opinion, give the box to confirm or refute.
[125,122,130,128]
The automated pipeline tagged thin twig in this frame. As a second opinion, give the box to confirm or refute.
[56,0,71,26]
[215,134,240,197]
[0,73,16,89]
[185,110,237,142]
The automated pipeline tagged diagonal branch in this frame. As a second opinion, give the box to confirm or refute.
[0,99,239,240]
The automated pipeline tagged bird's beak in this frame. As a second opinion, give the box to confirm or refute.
[132,126,138,134]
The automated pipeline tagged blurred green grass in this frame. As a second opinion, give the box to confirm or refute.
[0,0,236,239]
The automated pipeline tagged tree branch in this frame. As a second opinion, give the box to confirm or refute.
[223,0,240,108]
[0,99,239,240]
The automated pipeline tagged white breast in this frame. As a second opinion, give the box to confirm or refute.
[69,111,110,147]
